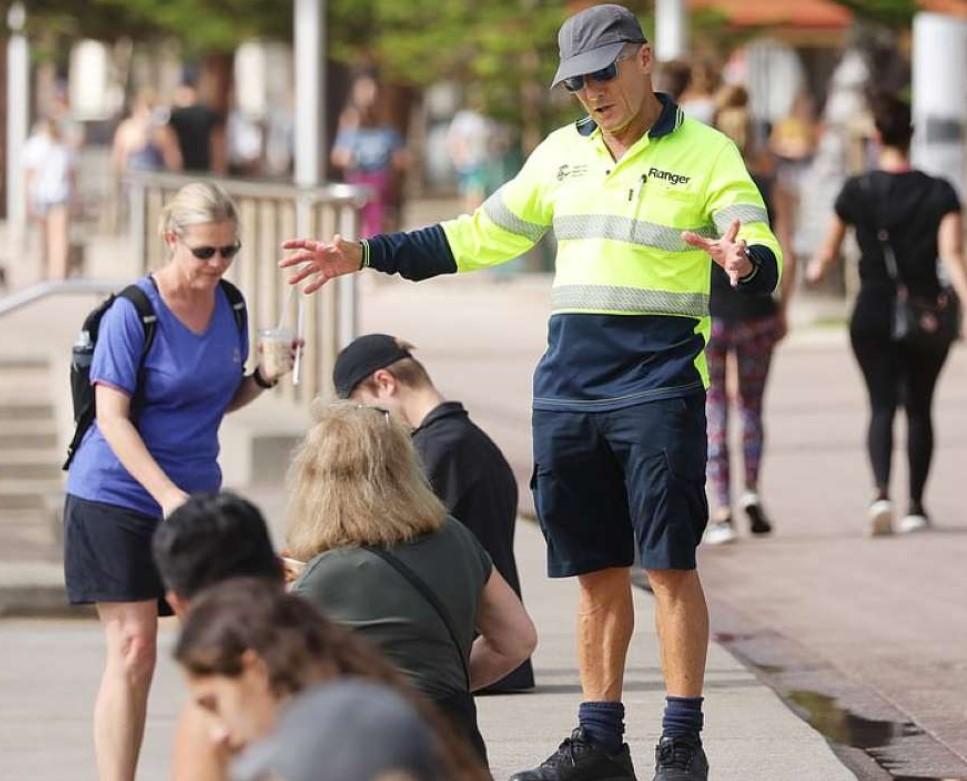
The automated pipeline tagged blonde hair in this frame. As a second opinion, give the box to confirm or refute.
[286,402,446,560]
[714,84,752,157]
[157,181,240,237]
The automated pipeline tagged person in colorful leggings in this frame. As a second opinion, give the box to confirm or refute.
[704,85,796,545]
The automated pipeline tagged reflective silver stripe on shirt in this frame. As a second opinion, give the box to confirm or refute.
[553,214,715,252]
[551,285,709,317]
[712,204,770,235]
[482,190,549,243]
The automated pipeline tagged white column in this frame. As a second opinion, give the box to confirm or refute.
[6,2,29,253]
[654,0,687,62]
[294,0,325,190]
[912,12,967,197]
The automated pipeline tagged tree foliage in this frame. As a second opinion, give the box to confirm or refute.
[2,0,291,53]
[828,0,918,27]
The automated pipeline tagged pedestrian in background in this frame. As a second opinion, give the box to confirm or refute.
[169,72,226,174]
[703,84,797,544]
[446,103,493,213]
[24,117,76,280]
[112,89,182,174]
[808,94,967,535]
[331,76,408,237]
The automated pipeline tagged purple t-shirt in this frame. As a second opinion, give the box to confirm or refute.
[66,276,248,517]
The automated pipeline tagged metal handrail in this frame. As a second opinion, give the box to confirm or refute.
[0,278,127,319]
[124,171,369,206]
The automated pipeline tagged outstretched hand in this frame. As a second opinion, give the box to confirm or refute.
[681,219,753,287]
[279,234,362,295]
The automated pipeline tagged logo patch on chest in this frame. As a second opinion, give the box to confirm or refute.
[648,167,691,186]
[557,163,590,181]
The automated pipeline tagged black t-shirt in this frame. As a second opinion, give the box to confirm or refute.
[411,401,535,692]
[411,402,520,594]
[169,104,218,171]
[709,174,779,322]
[835,170,961,297]
[835,170,960,335]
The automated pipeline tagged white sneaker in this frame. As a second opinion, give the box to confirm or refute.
[898,514,930,533]
[868,499,894,537]
[704,520,737,545]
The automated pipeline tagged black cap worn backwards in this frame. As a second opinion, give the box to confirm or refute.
[333,333,411,399]
[551,3,647,88]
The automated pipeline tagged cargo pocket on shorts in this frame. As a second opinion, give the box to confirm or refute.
[662,446,709,546]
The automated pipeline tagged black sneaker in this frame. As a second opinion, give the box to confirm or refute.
[741,492,773,536]
[509,727,637,781]
[652,735,708,781]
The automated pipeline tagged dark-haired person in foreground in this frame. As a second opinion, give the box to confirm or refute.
[175,578,488,781]
[152,492,284,781]
[333,333,534,692]
[808,94,967,535]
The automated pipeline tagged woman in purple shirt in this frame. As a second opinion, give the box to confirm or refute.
[64,181,293,781]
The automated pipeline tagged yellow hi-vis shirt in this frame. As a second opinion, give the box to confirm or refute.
[441,95,782,412]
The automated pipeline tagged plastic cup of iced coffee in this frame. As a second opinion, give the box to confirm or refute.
[258,327,294,382]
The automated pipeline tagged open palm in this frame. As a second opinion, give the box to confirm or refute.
[279,234,361,294]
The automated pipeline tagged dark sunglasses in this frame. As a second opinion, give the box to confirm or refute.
[562,51,633,93]
[182,240,242,261]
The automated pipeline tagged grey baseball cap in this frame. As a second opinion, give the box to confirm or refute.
[231,680,442,781]
[551,4,647,88]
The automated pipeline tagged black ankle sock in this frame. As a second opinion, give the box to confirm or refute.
[578,701,625,753]
[662,696,704,741]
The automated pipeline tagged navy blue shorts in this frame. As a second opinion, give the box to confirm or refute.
[63,494,173,615]
[531,394,709,576]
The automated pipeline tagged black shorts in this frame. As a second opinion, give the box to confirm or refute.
[63,494,172,615]
[531,395,709,576]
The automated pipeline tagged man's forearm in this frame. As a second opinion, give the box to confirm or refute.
[365,224,457,281]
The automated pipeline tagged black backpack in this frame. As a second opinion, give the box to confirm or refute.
[64,278,247,470]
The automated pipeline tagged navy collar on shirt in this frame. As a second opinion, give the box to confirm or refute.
[575,92,683,139]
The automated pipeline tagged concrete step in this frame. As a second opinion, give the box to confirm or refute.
[0,402,56,422]
[0,356,49,371]
[0,370,52,389]
[0,450,62,479]
[0,419,59,451]
[0,479,63,510]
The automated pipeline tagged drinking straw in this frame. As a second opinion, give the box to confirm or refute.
[292,294,305,386]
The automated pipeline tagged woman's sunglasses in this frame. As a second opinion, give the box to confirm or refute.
[182,240,242,261]
[562,51,633,93]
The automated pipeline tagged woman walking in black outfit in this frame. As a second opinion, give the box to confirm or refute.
[808,95,967,535]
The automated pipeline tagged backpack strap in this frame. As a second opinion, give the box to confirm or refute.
[117,284,158,414]
[860,173,906,293]
[118,284,158,353]
[218,278,248,337]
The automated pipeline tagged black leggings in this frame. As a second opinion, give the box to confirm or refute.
[850,328,950,507]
